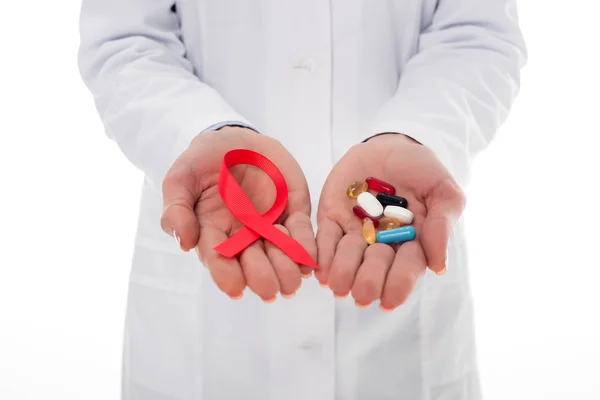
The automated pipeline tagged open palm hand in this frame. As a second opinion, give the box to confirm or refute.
[316,133,466,311]
[161,127,317,301]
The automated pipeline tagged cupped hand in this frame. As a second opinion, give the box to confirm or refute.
[161,127,317,302]
[315,133,466,311]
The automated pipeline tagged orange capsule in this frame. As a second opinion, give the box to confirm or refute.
[362,218,376,245]
[379,216,402,230]
[346,180,368,198]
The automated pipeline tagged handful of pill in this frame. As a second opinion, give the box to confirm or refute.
[347,178,415,245]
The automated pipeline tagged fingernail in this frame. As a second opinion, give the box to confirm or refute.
[334,292,348,299]
[262,296,277,304]
[355,301,370,309]
[379,304,394,312]
[282,292,296,299]
[301,271,313,278]
[173,229,181,247]
[230,293,244,300]
[173,229,189,251]
[436,266,447,276]
[319,282,329,288]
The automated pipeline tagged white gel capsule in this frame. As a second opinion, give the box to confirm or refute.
[383,205,414,224]
[356,192,384,218]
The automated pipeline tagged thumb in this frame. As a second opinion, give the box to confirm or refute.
[420,178,466,275]
[160,158,202,252]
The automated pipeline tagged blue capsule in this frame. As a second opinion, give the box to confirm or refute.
[376,226,416,244]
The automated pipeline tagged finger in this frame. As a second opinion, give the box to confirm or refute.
[265,225,302,298]
[284,212,318,278]
[380,240,427,311]
[421,178,466,275]
[351,243,395,308]
[327,232,367,298]
[160,160,200,252]
[239,239,280,302]
[197,225,246,299]
[315,218,344,286]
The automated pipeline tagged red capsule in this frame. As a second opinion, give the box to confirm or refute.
[366,177,396,195]
[352,206,379,228]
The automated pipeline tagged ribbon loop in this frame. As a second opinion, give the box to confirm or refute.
[213,149,318,269]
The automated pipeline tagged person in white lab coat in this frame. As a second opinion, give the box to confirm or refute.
[77,0,526,399]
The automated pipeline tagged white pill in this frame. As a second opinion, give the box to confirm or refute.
[383,205,414,224]
[356,192,383,218]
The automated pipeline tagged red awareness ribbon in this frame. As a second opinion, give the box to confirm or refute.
[213,149,319,269]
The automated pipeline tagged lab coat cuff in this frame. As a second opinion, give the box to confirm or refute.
[173,113,257,157]
[200,121,260,134]
[362,120,470,187]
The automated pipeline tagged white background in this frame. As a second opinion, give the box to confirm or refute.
[1,1,599,399]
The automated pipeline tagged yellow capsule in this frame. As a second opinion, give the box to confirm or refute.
[379,216,402,230]
[362,218,376,245]
[346,180,368,198]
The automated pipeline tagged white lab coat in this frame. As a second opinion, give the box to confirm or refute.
[77,1,526,399]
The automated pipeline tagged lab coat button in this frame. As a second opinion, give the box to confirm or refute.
[292,58,316,73]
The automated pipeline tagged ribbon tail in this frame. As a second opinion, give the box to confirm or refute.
[246,217,319,269]
[213,226,261,258]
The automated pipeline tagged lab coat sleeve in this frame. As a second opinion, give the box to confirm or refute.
[362,0,527,186]
[77,0,256,190]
